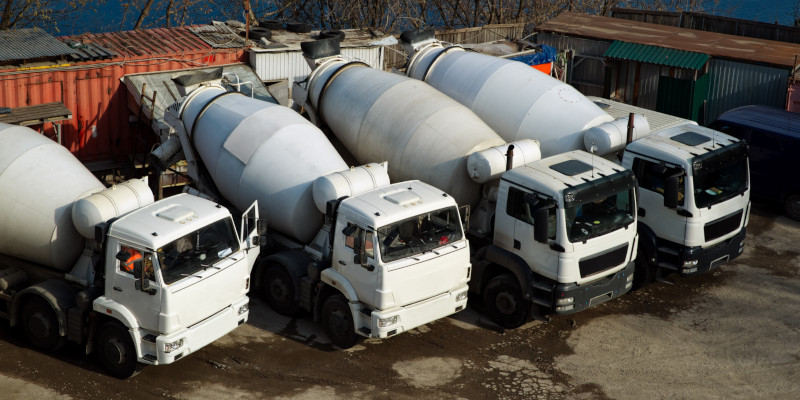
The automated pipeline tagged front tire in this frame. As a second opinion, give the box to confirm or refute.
[97,321,139,379]
[483,274,529,329]
[322,294,358,349]
[21,297,65,351]
[785,194,800,221]
[262,265,299,316]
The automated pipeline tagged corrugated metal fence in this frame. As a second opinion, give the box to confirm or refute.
[706,59,788,123]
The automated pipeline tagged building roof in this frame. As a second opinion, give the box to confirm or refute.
[0,28,77,63]
[604,40,709,70]
[536,11,800,69]
[60,26,215,60]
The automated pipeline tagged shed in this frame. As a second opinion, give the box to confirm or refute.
[0,25,248,171]
[536,12,796,124]
[248,29,391,105]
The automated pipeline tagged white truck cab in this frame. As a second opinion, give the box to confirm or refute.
[473,150,637,327]
[94,194,259,375]
[621,125,749,281]
[320,181,471,342]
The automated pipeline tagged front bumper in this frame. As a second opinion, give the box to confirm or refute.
[355,284,469,339]
[680,227,746,276]
[136,296,249,365]
[551,261,635,315]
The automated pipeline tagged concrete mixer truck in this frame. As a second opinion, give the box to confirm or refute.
[292,38,638,329]
[398,30,749,289]
[150,78,471,348]
[0,123,260,378]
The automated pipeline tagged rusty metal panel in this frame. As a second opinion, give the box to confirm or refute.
[706,59,789,124]
[0,25,248,166]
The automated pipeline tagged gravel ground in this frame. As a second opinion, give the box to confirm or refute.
[1,204,798,399]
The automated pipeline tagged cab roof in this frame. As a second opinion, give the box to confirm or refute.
[626,124,742,164]
[108,193,232,250]
[338,180,458,229]
[502,150,627,196]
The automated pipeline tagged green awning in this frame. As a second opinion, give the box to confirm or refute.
[604,40,710,70]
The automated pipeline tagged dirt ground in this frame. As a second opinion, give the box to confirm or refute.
[2,203,799,399]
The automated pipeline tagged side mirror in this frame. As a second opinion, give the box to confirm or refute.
[459,204,471,232]
[352,235,373,271]
[533,207,550,243]
[132,263,152,292]
[116,250,131,262]
[664,176,679,209]
[257,219,268,235]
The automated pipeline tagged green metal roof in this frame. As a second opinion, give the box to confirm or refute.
[604,40,709,70]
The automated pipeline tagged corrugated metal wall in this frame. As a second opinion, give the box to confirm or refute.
[536,33,610,96]
[706,59,788,124]
[249,46,383,87]
[0,27,246,166]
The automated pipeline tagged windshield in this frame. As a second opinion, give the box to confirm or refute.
[693,156,748,208]
[157,218,240,285]
[565,189,635,242]
[376,207,463,263]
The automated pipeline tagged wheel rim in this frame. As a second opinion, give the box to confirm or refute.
[790,200,800,217]
[326,306,349,339]
[27,312,53,341]
[268,275,290,303]
[494,291,518,316]
[103,337,127,366]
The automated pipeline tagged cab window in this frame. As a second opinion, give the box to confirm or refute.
[118,245,155,281]
[343,223,374,259]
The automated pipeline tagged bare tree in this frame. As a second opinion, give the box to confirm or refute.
[1,0,96,31]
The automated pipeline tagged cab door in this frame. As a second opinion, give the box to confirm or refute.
[333,219,378,307]
[106,241,161,332]
[239,201,261,274]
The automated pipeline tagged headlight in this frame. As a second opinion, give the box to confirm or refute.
[626,274,634,283]
[456,291,468,302]
[555,304,574,312]
[164,338,184,353]
[683,259,699,267]
[556,297,574,306]
[238,303,249,315]
[378,315,398,328]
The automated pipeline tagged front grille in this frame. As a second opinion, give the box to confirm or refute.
[704,210,743,241]
[579,244,628,278]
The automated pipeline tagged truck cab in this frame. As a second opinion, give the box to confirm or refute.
[304,181,471,347]
[94,194,259,376]
[473,150,638,327]
[621,125,749,283]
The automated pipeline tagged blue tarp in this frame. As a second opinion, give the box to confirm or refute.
[509,44,557,66]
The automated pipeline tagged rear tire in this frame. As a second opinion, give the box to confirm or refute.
[262,265,299,316]
[785,194,800,221]
[97,321,139,379]
[322,294,357,349]
[483,274,529,329]
[21,297,65,351]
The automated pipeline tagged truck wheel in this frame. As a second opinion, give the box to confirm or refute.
[483,274,528,329]
[263,266,299,316]
[21,297,65,351]
[322,294,357,349]
[632,256,655,290]
[785,195,800,221]
[97,321,139,379]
